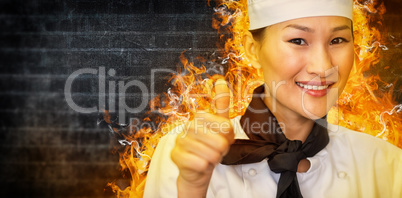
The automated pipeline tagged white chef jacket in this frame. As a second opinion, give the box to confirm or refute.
[143,116,402,198]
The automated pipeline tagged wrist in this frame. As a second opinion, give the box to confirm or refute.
[177,174,209,198]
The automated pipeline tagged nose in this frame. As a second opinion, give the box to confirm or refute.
[306,45,335,78]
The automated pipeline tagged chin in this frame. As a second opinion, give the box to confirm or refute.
[299,101,333,120]
[301,109,328,120]
[300,92,338,120]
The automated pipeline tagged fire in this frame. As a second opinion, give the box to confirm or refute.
[106,0,401,197]
[327,0,402,147]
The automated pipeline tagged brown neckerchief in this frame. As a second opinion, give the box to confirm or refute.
[221,85,329,198]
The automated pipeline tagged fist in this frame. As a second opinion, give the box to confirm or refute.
[171,79,235,194]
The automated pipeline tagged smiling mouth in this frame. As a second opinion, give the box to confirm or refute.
[296,82,334,91]
[295,82,330,90]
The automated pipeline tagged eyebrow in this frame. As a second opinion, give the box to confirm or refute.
[331,25,351,32]
[283,24,314,33]
[283,24,351,33]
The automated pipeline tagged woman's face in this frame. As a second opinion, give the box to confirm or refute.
[251,16,354,120]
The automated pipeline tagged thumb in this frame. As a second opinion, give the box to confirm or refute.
[214,79,230,118]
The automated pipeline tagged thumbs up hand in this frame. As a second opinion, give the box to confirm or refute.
[171,79,234,197]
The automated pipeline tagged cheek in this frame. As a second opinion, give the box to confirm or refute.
[337,47,354,81]
[260,47,305,82]
[330,46,354,98]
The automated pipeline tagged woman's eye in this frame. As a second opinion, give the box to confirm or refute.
[288,38,307,45]
[330,37,348,45]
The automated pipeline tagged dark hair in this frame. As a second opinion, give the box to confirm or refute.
[249,27,267,43]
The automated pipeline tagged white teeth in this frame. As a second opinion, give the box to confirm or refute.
[296,82,329,90]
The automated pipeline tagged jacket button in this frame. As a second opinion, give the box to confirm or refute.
[248,168,257,176]
[337,171,347,179]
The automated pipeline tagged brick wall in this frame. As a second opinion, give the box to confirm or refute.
[0,0,218,197]
[0,0,400,198]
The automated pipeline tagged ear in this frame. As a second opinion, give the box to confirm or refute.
[243,31,261,69]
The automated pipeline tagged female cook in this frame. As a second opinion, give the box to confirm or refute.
[144,0,402,197]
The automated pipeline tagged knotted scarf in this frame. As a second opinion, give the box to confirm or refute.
[221,85,329,198]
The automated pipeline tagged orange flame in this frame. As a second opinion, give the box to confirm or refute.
[107,0,401,197]
[327,0,402,147]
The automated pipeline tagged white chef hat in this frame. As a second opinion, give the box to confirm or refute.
[248,0,353,30]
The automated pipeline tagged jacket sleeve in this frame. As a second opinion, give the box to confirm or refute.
[355,131,402,198]
[391,144,402,198]
[143,128,181,198]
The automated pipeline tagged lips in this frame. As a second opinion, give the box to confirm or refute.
[296,81,335,97]
[296,82,329,90]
